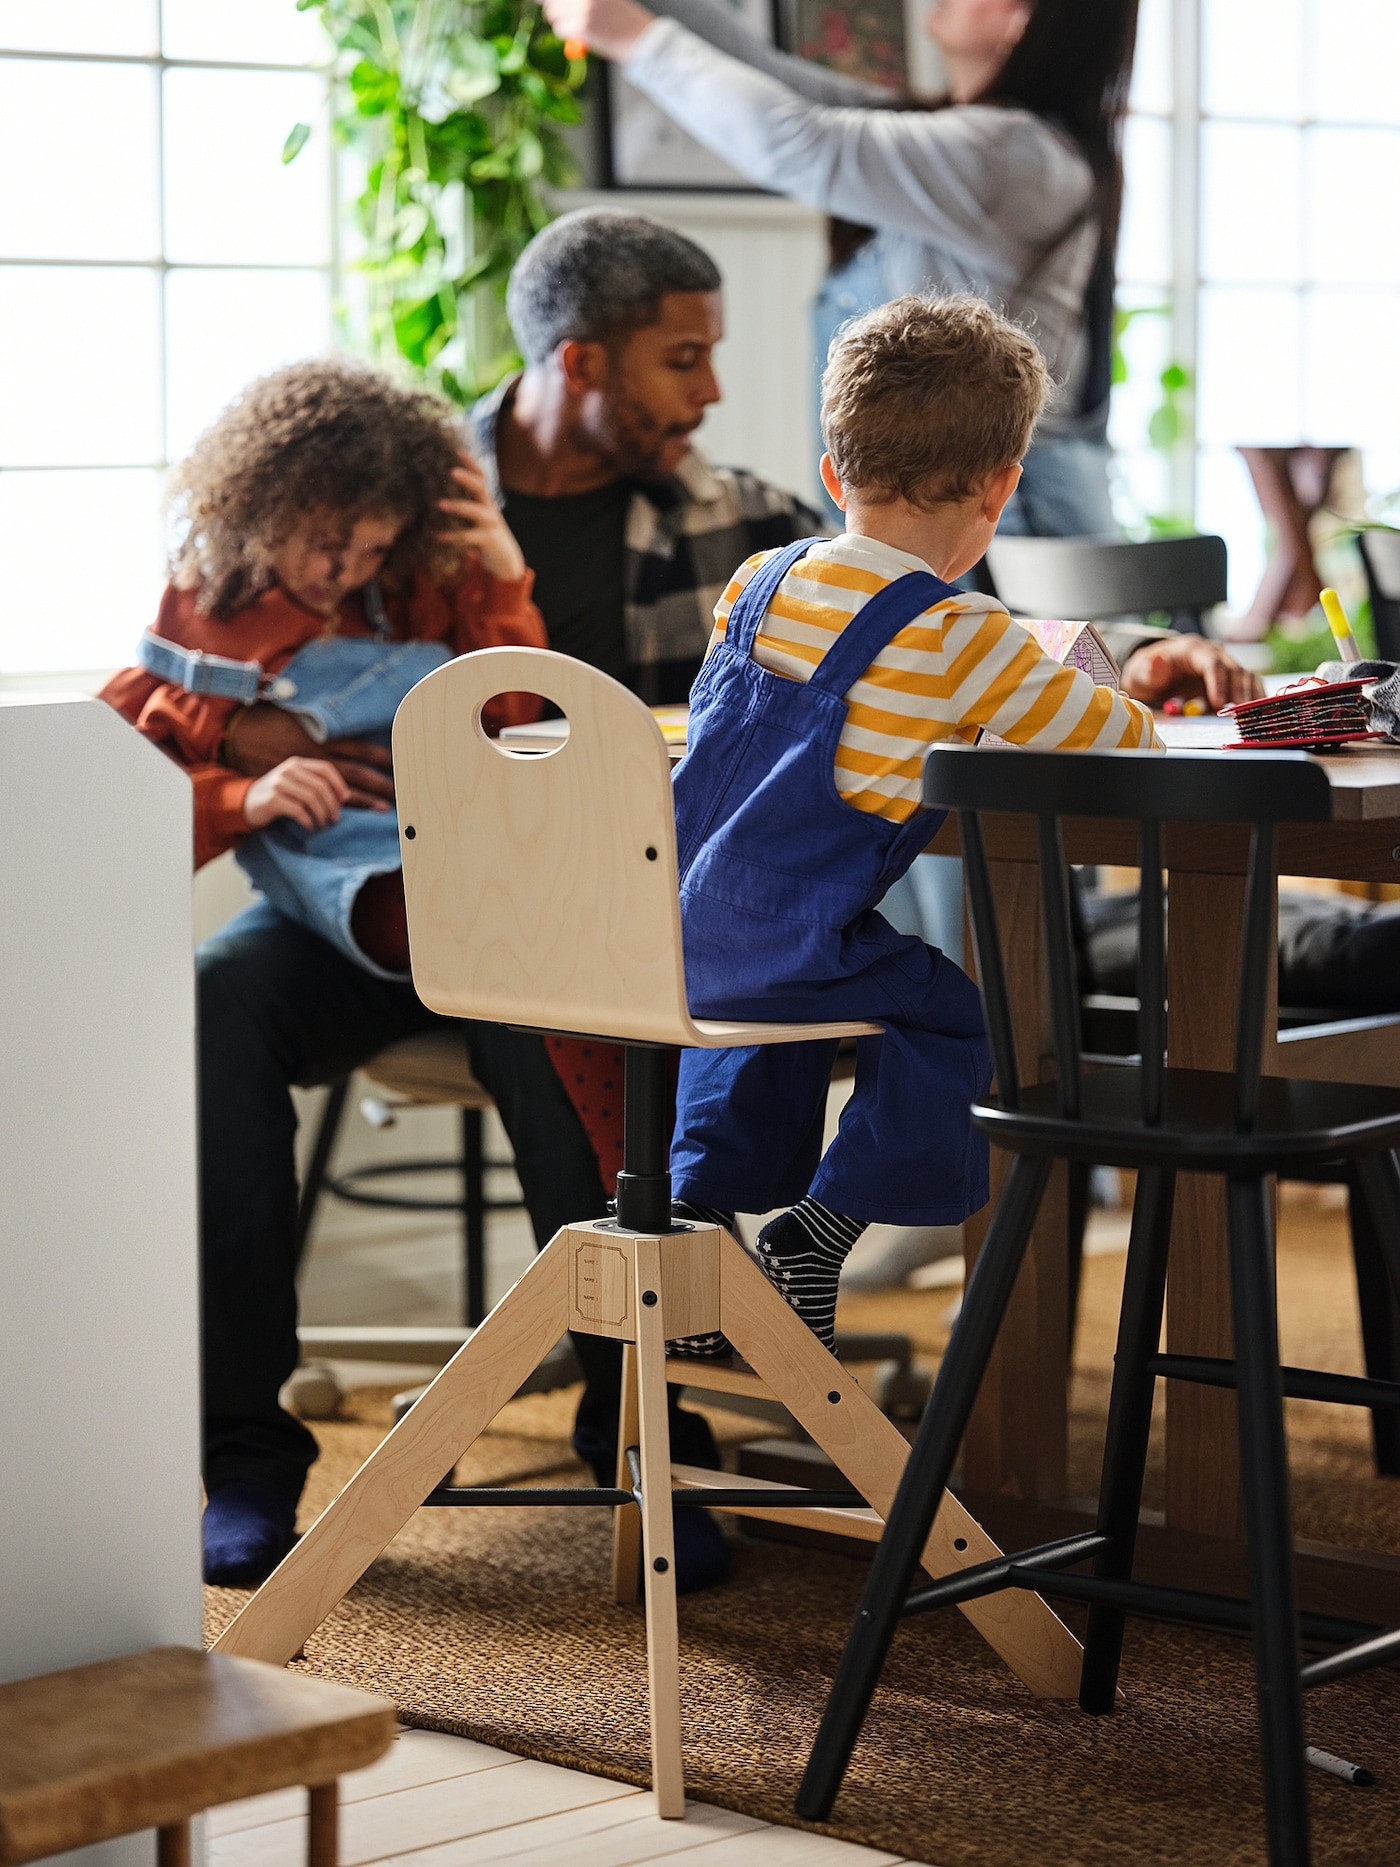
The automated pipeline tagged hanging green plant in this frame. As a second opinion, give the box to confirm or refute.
[285,0,587,404]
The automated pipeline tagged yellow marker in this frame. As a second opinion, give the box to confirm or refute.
[1183,697,1207,716]
[1320,587,1360,662]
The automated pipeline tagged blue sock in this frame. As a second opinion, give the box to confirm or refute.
[202,1480,299,1587]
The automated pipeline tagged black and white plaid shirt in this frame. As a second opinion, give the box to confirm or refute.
[471,375,829,700]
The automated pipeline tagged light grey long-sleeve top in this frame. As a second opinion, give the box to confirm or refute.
[625,0,1101,431]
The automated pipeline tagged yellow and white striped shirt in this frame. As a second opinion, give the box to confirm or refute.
[711,534,1161,823]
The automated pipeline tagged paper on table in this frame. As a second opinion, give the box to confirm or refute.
[499,703,689,754]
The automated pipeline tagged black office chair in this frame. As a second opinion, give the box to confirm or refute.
[799,745,1400,1867]
[295,1032,524,1327]
[985,532,1228,634]
[1357,527,1400,662]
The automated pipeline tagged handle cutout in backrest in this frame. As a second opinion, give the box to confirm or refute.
[392,646,694,1045]
[483,693,571,759]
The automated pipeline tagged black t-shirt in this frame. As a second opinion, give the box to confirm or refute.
[503,480,632,688]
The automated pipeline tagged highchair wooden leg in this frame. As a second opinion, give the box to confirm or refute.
[211,1235,574,1666]
[633,1237,686,1819]
[611,1342,642,1606]
[714,1228,1085,1701]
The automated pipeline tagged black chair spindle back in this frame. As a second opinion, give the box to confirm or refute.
[927,745,1333,1133]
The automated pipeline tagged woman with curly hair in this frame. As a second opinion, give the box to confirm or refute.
[104,355,542,973]
[99,358,604,1589]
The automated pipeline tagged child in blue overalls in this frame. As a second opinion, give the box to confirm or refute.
[669,294,1159,1352]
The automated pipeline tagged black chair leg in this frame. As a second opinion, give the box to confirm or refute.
[796,1151,1052,1822]
[461,1106,487,1327]
[1350,1157,1400,1477]
[295,1076,352,1266]
[1066,1160,1090,1359]
[1226,1173,1310,1867]
[1079,1166,1175,1713]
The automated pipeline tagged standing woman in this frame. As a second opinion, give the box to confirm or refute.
[542,0,1139,537]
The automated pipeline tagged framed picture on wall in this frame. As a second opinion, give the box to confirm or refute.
[601,0,779,190]
[776,0,909,92]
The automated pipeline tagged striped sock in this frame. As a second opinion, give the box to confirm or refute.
[667,1201,735,1360]
[755,1198,866,1353]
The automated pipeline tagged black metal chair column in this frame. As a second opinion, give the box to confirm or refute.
[798,745,1400,1867]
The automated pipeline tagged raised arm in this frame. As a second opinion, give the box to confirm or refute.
[644,0,889,105]
[546,1,1086,263]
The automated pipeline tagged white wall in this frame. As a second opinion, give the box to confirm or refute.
[0,696,202,1867]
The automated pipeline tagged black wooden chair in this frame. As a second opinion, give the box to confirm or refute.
[798,745,1400,1866]
[1357,527,1400,662]
[985,532,1228,634]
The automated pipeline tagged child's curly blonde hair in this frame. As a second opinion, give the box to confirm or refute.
[168,356,467,619]
[822,293,1048,509]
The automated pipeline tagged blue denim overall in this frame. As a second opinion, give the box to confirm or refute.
[140,629,451,979]
[669,539,992,1227]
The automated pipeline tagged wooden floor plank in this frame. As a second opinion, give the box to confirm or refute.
[206,1729,514,1837]
[375,1791,763,1866]
[207,1756,633,1867]
[676,1827,908,1866]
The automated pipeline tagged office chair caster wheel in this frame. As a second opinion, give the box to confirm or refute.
[284,1362,343,1420]
[873,1359,932,1422]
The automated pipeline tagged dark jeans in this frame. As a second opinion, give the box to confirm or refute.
[1081,887,1400,1014]
[199,903,716,1498]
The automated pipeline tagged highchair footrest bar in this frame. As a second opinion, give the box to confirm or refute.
[673,1486,867,1509]
[424,1485,633,1507]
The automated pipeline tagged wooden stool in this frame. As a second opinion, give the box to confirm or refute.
[212,647,1085,1817]
[0,1646,393,1866]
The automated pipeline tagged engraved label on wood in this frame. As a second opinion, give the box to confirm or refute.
[571,1237,634,1338]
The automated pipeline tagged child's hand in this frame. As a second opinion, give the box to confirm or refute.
[439,454,527,582]
[243,757,349,832]
[1121,635,1261,711]
[228,703,395,809]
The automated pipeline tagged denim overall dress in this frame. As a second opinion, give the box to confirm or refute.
[669,539,992,1228]
[140,627,450,979]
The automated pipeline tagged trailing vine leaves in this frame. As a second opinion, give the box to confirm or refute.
[285,0,586,404]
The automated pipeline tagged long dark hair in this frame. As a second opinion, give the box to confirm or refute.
[829,0,1140,279]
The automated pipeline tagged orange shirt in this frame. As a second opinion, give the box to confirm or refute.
[100,565,544,867]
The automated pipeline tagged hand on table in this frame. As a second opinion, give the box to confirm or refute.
[1121,634,1263,713]
[243,758,349,833]
[541,0,656,59]
[226,704,394,810]
[438,454,526,583]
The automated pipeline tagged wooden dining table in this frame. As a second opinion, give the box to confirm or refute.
[929,716,1400,1627]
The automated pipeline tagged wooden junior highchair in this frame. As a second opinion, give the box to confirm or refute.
[213,647,1083,1814]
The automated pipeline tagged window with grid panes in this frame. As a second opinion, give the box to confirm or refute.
[0,0,334,678]
[1108,0,1177,536]
[1195,0,1400,609]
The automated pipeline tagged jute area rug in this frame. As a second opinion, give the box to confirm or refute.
[206,1203,1400,1866]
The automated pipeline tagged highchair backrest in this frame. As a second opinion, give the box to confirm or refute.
[393,646,697,1046]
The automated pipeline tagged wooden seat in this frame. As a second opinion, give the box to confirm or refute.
[0,1646,392,1867]
[213,648,1084,1817]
